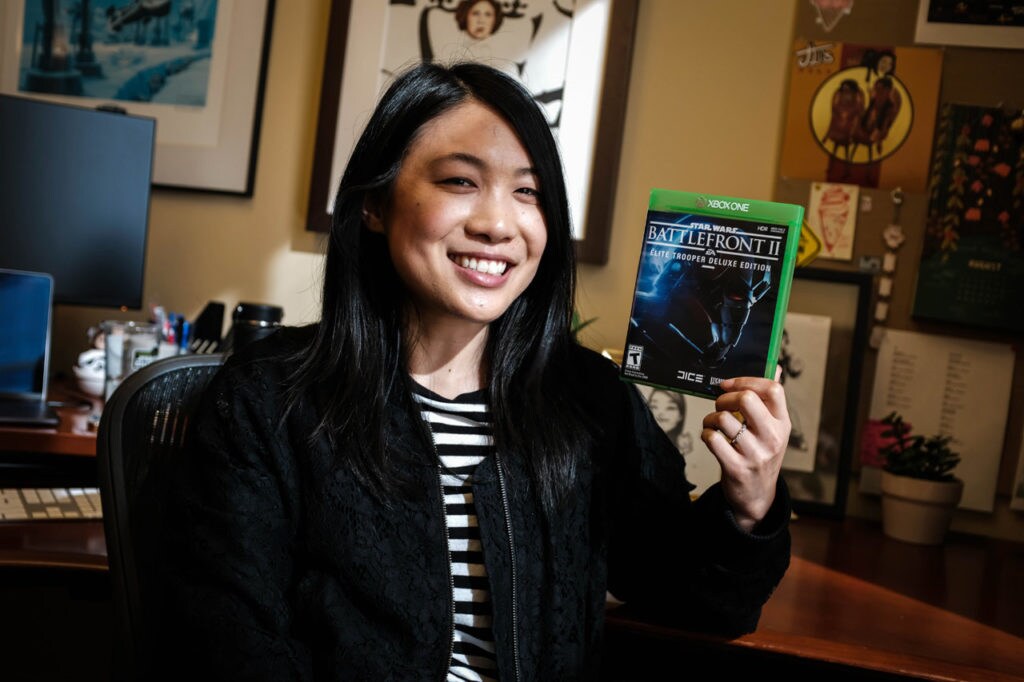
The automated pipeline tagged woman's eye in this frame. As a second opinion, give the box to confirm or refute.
[516,187,540,199]
[440,177,474,188]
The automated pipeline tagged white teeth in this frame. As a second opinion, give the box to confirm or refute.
[456,256,508,275]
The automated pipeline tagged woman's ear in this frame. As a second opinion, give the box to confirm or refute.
[362,200,385,234]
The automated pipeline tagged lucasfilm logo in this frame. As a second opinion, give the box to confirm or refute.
[625,344,644,370]
[695,196,751,213]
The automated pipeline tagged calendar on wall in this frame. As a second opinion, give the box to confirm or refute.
[911,103,1024,333]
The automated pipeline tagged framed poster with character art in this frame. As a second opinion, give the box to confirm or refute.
[779,39,943,192]
[0,0,276,195]
[780,267,871,518]
[306,0,638,264]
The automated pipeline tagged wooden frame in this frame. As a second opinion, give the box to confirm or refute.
[0,0,275,196]
[305,0,638,264]
[781,267,871,518]
[914,0,1024,50]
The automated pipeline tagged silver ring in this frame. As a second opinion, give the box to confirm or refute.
[729,422,747,446]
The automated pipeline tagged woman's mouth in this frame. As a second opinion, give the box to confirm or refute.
[451,255,509,276]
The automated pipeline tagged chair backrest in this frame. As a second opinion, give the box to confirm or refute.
[97,352,226,681]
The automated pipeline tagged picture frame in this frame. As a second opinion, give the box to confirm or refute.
[914,0,1024,50]
[305,0,638,264]
[781,267,871,518]
[0,0,276,196]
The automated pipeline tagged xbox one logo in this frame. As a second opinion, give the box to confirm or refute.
[696,196,751,213]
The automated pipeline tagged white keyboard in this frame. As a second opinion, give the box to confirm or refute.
[0,487,103,521]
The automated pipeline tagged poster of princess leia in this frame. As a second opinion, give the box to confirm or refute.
[378,0,575,130]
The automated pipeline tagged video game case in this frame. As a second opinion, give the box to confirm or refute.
[620,189,803,399]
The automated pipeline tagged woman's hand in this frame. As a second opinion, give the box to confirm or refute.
[701,372,790,533]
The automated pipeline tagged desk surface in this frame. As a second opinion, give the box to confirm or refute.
[608,516,1024,681]
[0,384,99,458]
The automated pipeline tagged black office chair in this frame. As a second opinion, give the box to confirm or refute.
[97,352,226,681]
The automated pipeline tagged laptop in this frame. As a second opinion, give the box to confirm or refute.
[0,269,60,427]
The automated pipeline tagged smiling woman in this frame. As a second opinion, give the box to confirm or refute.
[159,61,794,681]
[363,99,548,356]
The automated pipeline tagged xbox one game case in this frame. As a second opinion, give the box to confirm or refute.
[620,189,803,399]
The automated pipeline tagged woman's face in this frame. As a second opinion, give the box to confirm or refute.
[648,391,683,432]
[367,99,547,334]
[467,1,497,39]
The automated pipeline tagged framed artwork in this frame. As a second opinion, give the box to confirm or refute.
[0,0,276,196]
[781,267,871,518]
[305,0,638,264]
[915,0,1024,50]
[779,311,831,474]
[779,39,943,191]
[631,268,870,514]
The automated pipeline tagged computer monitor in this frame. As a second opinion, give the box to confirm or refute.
[0,93,156,309]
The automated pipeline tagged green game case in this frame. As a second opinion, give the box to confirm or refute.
[620,189,804,399]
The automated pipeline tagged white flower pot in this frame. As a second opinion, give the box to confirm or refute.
[880,470,964,546]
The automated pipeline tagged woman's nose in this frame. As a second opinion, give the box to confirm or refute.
[466,194,515,242]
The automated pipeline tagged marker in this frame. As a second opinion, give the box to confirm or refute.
[179,320,192,352]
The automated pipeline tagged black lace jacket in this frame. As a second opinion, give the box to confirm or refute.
[160,326,790,680]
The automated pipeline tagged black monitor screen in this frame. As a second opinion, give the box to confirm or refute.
[0,94,155,309]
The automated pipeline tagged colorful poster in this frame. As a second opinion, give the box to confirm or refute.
[779,40,943,191]
[911,104,1024,333]
[807,182,859,260]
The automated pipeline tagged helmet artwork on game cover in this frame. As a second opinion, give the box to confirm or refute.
[630,258,771,369]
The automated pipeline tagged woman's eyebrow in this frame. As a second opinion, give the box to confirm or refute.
[430,152,537,177]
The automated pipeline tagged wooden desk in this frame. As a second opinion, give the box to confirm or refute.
[606,517,1024,681]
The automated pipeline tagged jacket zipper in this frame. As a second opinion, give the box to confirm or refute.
[426,430,456,681]
[495,452,522,682]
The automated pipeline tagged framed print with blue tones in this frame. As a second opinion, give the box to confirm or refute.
[0,0,275,195]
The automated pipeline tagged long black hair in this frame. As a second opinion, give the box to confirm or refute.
[287,61,586,512]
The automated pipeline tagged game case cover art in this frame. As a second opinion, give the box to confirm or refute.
[621,190,803,399]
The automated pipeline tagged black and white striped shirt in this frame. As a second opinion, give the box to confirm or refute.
[412,384,499,682]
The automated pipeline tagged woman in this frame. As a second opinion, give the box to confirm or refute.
[162,61,792,680]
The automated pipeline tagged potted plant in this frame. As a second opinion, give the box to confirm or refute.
[877,412,963,545]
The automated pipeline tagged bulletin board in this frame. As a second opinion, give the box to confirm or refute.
[775,0,1024,522]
